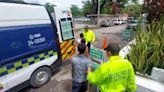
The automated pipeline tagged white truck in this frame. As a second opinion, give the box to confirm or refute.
[0,2,75,92]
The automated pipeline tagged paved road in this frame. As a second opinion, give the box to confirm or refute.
[20,24,127,92]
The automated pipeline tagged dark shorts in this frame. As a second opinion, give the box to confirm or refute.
[72,80,88,92]
[87,42,91,51]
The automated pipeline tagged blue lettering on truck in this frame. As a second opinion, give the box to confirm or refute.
[0,24,59,66]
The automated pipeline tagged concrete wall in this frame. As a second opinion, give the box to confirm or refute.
[151,67,164,83]
[136,75,164,92]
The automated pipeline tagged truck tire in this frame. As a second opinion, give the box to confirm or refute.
[30,67,52,87]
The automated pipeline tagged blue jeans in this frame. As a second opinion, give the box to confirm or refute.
[72,81,88,92]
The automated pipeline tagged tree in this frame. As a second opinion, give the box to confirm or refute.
[82,0,138,15]
[82,0,93,15]
[144,0,164,22]
[101,6,112,14]
[122,3,142,17]
[45,3,55,13]
[70,5,83,16]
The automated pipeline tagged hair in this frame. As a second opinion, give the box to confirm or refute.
[84,26,89,30]
[78,44,86,54]
[79,33,83,38]
[81,39,86,44]
[105,43,120,55]
[84,26,89,29]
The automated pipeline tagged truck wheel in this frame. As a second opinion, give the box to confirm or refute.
[30,67,52,87]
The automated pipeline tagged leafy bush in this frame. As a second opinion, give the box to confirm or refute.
[128,17,164,75]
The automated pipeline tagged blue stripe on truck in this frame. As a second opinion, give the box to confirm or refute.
[0,24,59,65]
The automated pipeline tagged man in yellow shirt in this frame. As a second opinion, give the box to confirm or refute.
[83,26,95,51]
[87,43,136,92]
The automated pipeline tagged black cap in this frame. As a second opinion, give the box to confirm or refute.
[84,26,89,29]
[104,43,120,55]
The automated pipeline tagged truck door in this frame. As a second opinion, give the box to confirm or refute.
[53,7,76,61]
[59,18,76,61]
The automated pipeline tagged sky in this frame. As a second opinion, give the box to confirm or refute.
[24,0,84,8]
[24,0,144,8]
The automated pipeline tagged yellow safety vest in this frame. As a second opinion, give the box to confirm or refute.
[83,30,95,43]
[88,56,136,92]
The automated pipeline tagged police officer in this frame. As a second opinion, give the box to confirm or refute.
[83,26,95,51]
[87,43,136,92]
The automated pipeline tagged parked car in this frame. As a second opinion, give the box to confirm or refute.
[73,17,90,22]
[81,17,90,21]
[121,19,127,24]
[113,19,123,25]
[108,20,115,26]
[101,20,115,27]
[127,17,134,21]
[101,21,110,27]
[127,19,147,31]
[128,20,138,27]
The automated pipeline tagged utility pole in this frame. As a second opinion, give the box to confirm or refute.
[97,0,100,26]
